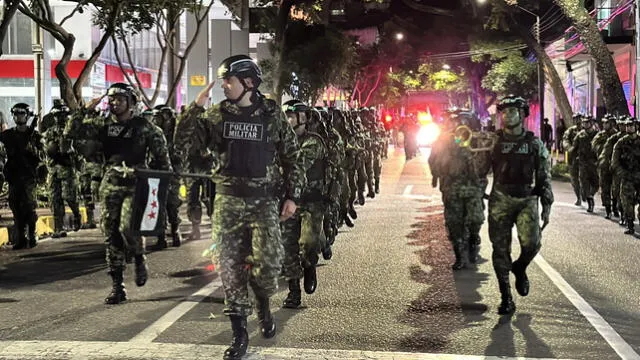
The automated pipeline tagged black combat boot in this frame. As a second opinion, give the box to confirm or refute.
[105,269,127,304]
[605,205,612,219]
[322,245,333,260]
[51,217,67,239]
[282,279,302,309]
[468,236,480,265]
[357,192,365,205]
[12,221,28,250]
[612,199,620,217]
[624,220,635,235]
[303,263,317,294]
[511,260,530,297]
[223,315,249,360]
[451,243,468,270]
[152,233,168,250]
[586,198,594,213]
[374,179,380,194]
[134,255,148,287]
[171,224,182,247]
[255,296,276,339]
[497,280,516,315]
[348,205,358,220]
[574,198,581,206]
[27,219,38,248]
[189,223,201,241]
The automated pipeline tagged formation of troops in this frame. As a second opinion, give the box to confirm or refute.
[0,55,388,360]
[429,96,553,316]
[562,113,640,235]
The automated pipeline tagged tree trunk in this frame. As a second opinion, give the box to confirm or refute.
[166,8,179,108]
[468,61,489,118]
[0,1,20,58]
[56,35,79,109]
[553,0,629,116]
[510,17,573,128]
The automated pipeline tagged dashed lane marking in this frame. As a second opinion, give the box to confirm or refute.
[0,340,575,360]
[535,255,640,360]
[129,278,223,343]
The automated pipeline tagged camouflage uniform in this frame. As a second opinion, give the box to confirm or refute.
[489,96,553,315]
[1,119,45,249]
[44,111,82,236]
[65,98,171,303]
[321,125,345,256]
[79,161,102,228]
[562,121,582,204]
[372,121,386,193]
[573,120,599,212]
[592,116,618,217]
[602,129,626,219]
[611,122,640,234]
[178,97,304,317]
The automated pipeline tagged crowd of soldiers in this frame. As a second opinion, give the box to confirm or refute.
[0,55,389,360]
[429,96,553,316]
[562,112,640,235]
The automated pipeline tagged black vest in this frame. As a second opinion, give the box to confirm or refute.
[101,117,147,166]
[492,130,538,196]
[219,103,275,178]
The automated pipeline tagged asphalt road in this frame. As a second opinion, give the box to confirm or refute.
[0,146,638,360]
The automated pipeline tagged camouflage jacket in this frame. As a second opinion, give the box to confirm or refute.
[611,134,640,180]
[298,131,328,204]
[601,132,625,172]
[65,109,171,181]
[574,128,598,164]
[591,128,617,166]
[44,120,79,168]
[562,125,580,158]
[176,98,305,202]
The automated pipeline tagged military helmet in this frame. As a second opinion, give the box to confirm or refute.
[11,103,33,116]
[283,100,310,113]
[217,55,262,87]
[153,104,175,116]
[496,95,529,117]
[601,114,616,123]
[107,82,139,104]
[581,114,594,123]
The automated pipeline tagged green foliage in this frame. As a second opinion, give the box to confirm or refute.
[276,21,358,102]
[550,161,570,181]
[481,53,536,98]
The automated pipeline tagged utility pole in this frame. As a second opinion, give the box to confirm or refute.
[31,20,44,116]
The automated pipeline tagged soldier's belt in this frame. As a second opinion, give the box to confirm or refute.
[216,184,277,198]
[494,184,535,198]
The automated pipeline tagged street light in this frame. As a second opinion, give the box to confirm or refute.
[395,32,404,41]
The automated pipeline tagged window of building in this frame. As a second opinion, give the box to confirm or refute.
[1,13,34,55]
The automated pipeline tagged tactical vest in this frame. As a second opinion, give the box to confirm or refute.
[219,103,275,178]
[101,117,147,166]
[492,130,538,197]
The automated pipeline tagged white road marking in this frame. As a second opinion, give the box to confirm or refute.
[0,340,574,360]
[129,278,223,343]
[535,255,640,360]
[403,185,414,196]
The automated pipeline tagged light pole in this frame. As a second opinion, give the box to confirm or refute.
[512,4,544,135]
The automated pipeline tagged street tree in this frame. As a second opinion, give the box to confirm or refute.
[6,0,130,109]
[110,0,214,108]
[552,0,629,115]
[481,52,537,98]
[0,1,21,57]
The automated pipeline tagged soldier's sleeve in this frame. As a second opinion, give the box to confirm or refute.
[145,121,172,172]
[591,133,602,156]
[535,139,553,206]
[562,128,572,151]
[276,110,304,203]
[64,109,100,142]
[611,138,623,175]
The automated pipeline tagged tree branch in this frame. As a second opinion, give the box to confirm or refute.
[112,35,151,107]
[59,3,83,26]
[0,1,21,58]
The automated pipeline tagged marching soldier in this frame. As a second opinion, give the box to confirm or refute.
[562,114,583,205]
[488,96,553,315]
[611,117,640,235]
[592,114,618,218]
[65,83,171,304]
[573,115,599,213]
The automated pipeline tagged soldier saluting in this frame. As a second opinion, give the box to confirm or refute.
[176,55,304,360]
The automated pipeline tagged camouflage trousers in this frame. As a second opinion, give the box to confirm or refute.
[619,178,640,222]
[210,194,283,317]
[48,164,80,229]
[364,150,375,193]
[373,150,382,188]
[99,177,145,271]
[612,172,623,213]
[185,176,214,225]
[356,156,368,195]
[579,163,599,200]
[598,167,614,207]
[443,187,484,247]
[569,159,581,201]
[281,202,326,280]
[8,179,38,240]
[162,176,182,229]
[348,167,358,204]
[80,162,103,218]
[488,190,541,283]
